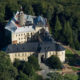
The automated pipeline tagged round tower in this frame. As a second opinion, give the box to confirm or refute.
[18,8,25,26]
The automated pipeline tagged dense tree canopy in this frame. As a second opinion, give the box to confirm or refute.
[16,71,29,80]
[13,57,42,80]
[64,74,78,80]
[47,72,78,80]
[28,55,40,70]
[14,60,35,76]
[47,72,64,80]
[0,51,18,80]
[46,55,62,69]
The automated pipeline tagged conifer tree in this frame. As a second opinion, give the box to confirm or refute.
[63,21,74,47]
[54,16,62,40]
[55,16,62,31]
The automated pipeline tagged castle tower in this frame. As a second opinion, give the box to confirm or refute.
[18,7,26,26]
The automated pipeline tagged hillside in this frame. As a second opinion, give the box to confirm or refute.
[0,0,80,50]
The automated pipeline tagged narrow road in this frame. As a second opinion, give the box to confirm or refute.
[37,63,56,79]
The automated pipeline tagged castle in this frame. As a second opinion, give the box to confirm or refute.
[5,10,65,63]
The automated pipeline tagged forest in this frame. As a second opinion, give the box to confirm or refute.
[0,0,80,50]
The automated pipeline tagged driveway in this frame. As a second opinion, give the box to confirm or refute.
[37,63,56,79]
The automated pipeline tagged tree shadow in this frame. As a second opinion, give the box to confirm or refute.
[66,54,80,66]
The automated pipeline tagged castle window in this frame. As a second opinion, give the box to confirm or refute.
[18,53,20,56]
[22,53,24,56]
[30,53,32,56]
[15,54,17,57]
[27,37,29,40]
[29,53,31,56]
[28,53,30,56]
[27,33,29,36]
[31,33,32,36]
[50,52,52,55]
[25,53,27,56]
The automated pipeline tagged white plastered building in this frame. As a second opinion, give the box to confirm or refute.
[5,11,48,44]
[5,10,65,63]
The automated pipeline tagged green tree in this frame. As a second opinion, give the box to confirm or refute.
[14,60,35,76]
[28,55,40,70]
[0,3,5,22]
[32,2,43,16]
[46,55,62,69]
[54,16,62,39]
[44,3,54,21]
[55,16,62,31]
[47,72,64,80]
[23,62,35,76]
[55,4,64,14]
[17,71,29,80]
[30,73,43,80]
[64,74,78,80]
[5,0,19,20]
[19,0,34,15]
[0,51,18,80]
[63,21,74,47]
[13,59,21,70]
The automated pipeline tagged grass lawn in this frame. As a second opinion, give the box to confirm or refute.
[65,49,80,72]
[71,66,80,71]
[66,49,73,55]
[76,50,80,55]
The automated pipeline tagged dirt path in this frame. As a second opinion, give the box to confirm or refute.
[57,42,78,54]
